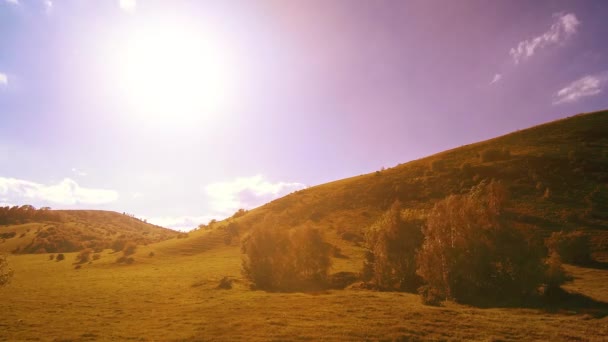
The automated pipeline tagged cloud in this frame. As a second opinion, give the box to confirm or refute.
[0,72,7,86]
[0,177,119,205]
[71,168,87,177]
[489,74,502,85]
[510,13,580,64]
[4,0,19,5]
[554,73,607,105]
[205,175,306,214]
[145,215,221,231]
[119,0,136,12]
[43,0,52,13]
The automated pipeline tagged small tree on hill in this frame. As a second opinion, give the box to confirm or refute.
[1,254,14,287]
[363,201,424,291]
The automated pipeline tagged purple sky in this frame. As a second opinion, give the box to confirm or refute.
[1,0,608,230]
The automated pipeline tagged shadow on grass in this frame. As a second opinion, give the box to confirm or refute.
[468,287,608,318]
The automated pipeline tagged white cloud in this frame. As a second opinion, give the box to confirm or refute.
[0,73,7,86]
[489,73,502,85]
[71,168,87,177]
[119,0,136,12]
[510,13,580,64]
[205,175,306,214]
[145,214,222,231]
[4,0,19,5]
[554,73,607,105]
[43,0,52,13]
[0,177,119,205]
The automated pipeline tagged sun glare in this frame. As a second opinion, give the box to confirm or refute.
[117,25,233,121]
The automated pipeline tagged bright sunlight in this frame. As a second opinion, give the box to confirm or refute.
[117,25,234,121]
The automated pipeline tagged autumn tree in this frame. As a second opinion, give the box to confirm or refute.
[416,180,551,304]
[363,201,424,291]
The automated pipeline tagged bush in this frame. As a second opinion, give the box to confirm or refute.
[56,253,65,262]
[241,226,332,291]
[217,276,233,289]
[0,254,14,287]
[92,253,101,261]
[546,231,592,265]
[479,148,510,162]
[149,251,155,257]
[76,248,94,264]
[49,254,55,261]
[363,201,424,291]
[416,180,549,304]
[122,242,137,256]
[116,256,135,264]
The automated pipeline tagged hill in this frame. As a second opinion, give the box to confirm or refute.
[219,110,608,257]
[0,208,180,254]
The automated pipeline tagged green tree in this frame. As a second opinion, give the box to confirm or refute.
[363,201,424,291]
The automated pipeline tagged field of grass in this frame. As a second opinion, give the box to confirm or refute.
[2,243,608,341]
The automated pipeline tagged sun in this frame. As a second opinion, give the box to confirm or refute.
[117,25,234,122]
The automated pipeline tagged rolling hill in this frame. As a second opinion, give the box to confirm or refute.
[0,209,180,254]
[217,109,608,257]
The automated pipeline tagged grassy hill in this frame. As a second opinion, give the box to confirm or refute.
[0,209,180,254]
[223,110,608,257]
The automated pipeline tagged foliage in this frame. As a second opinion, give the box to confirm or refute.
[479,148,511,162]
[546,230,592,265]
[0,254,14,287]
[241,226,332,291]
[416,180,550,304]
[56,253,65,262]
[76,248,94,264]
[363,201,424,291]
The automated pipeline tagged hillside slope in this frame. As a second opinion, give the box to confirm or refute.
[0,209,179,254]
[217,110,608,256]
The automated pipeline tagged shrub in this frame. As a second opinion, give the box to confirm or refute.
[92,253,101,261]
[546,231,592,265]
[480,148,510,162]
[363,201,424,291]
[0,254,14,287]
[76,248,93,264]
[56,253,65,262]
[49,254,55,261]
[241,226,332,291]
[122,242,137,256]
[116,256,135,264]
[217,276,233,289]
[149,251,155,257]
[416,180,549,304]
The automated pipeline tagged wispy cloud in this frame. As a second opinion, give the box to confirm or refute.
[71,168,87,177]
[119,0,136,12]
[43,0,52,13]
[4,0,19,5]
[554,73,607,105]
[0,72,7,86]
[205,175,306,214]
[0,177,119,205]
[510,13,580,64]
[489,74,502,85]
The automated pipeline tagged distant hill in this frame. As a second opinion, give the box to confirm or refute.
[0,208,179,254]
[219,110,608,256]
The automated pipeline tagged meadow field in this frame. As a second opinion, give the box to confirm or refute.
[2,241,608,341]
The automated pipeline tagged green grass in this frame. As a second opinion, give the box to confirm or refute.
[2,247,608,341]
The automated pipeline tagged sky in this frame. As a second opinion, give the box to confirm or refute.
[1,0,608,230]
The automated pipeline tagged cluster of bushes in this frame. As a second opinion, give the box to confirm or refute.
[116,242,137,264]
[0,205,62,225]
[363,180,568,306]
[241,226,331,291]
[546,230,592,265]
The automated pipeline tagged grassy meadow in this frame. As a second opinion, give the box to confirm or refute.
[2,237,608,341]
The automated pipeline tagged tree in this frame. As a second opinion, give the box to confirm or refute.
[0,254,14,287]
[416,180,550,304]
[363,201,424,291]
[241,226,332,291]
